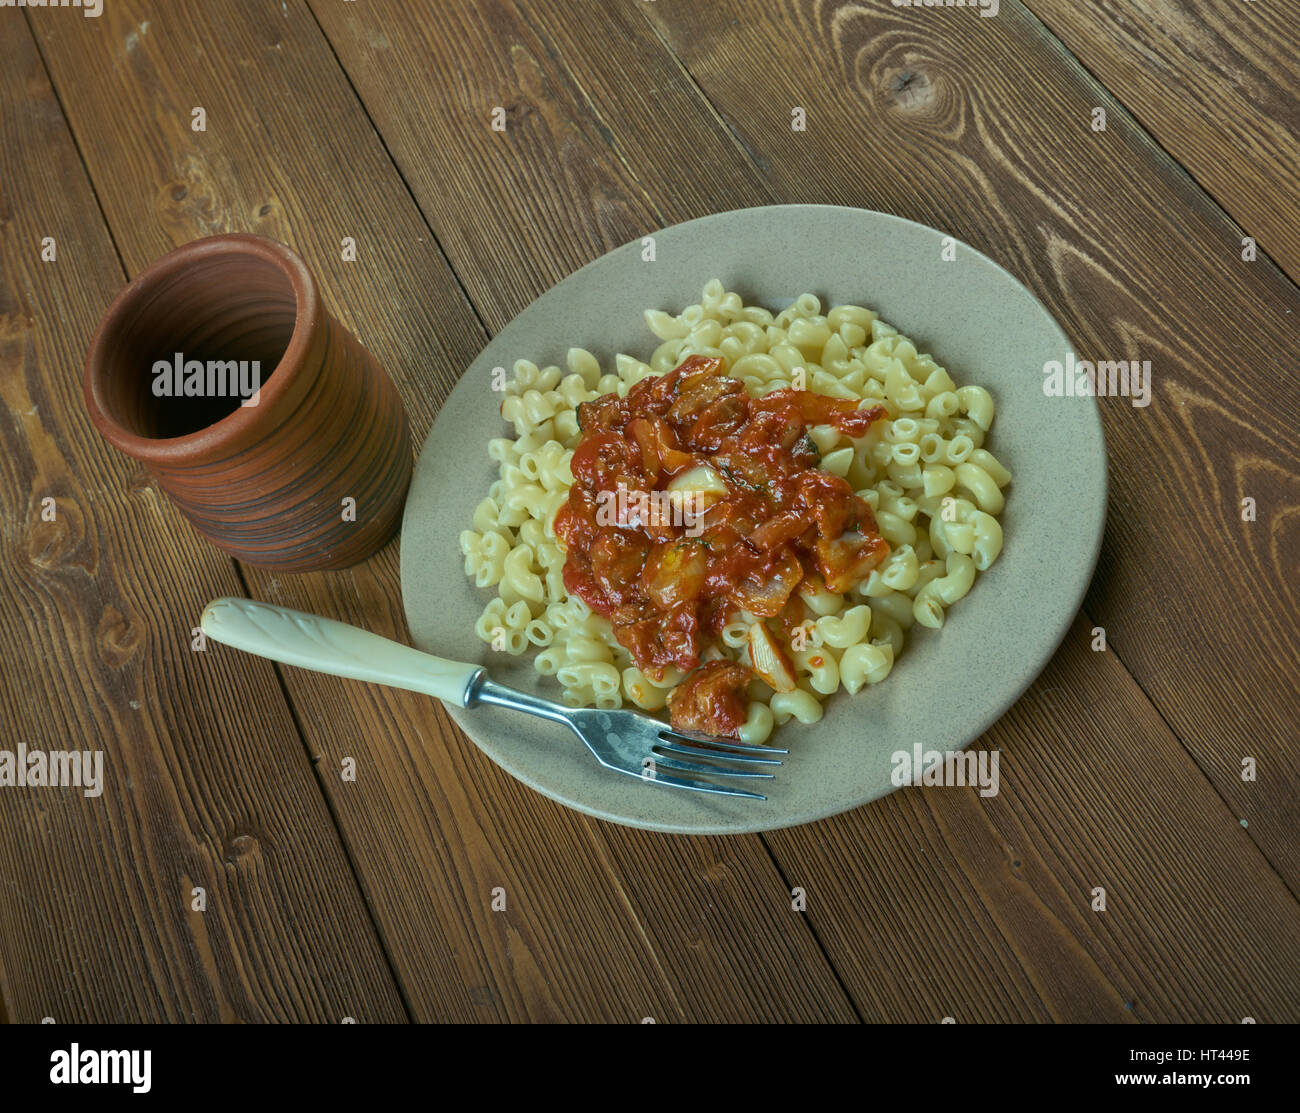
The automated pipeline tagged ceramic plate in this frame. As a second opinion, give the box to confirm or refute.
[400,205,1106,834]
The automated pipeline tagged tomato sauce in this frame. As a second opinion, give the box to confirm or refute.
[553,355,889,736]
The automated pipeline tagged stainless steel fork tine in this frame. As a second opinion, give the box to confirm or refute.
[657,729,788,756]
[655,740,783,765]
[198,600,781,805]
[650,753,775,779]
[645,770,768,799]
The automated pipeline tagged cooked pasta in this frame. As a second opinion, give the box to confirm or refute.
[460,281,1010,732]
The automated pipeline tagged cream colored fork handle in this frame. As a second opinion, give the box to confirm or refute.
[200,597,482,705]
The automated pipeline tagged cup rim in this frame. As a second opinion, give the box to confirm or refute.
[82,233,321,465]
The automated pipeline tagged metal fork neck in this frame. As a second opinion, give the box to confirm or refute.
[464,672,572,726]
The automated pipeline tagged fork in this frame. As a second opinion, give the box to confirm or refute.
[200,597,784,799]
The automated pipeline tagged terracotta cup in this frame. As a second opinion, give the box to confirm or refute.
[84,234,412,571]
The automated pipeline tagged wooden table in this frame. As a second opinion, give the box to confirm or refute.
[2,0,1296,1024]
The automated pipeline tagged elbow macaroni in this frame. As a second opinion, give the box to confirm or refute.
[463,282,1010,728]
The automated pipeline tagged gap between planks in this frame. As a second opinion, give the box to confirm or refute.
[304,0,1300,1000]
[297,0,856,1018]
[1010,0,1300,305]
[620,0,1300,906]
[19,6,417,1024]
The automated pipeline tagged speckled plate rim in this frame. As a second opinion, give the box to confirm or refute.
[400,204,1107,835]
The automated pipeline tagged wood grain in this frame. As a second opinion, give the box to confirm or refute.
[29,0,858,1021]
[310,0,773,331]
[1024,0,1300,283]
[7,0,1298,1022]
[305,0,1300,1018]
[627,0,1300,872]
[772,616,1300,1021]
[0,15,405,1023]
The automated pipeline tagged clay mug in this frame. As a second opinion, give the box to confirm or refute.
[83,234,411,571]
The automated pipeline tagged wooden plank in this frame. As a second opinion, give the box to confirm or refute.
[624,0,1300,878]
[301,0,865,1022]
[1023,0,1300,283]
[772,616,1300,1022]
[625,0,1300,1019]
[308,0,1300,1018]
[0,14,405,1023]
[32,0,857,1020]
[309,0,772,332]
